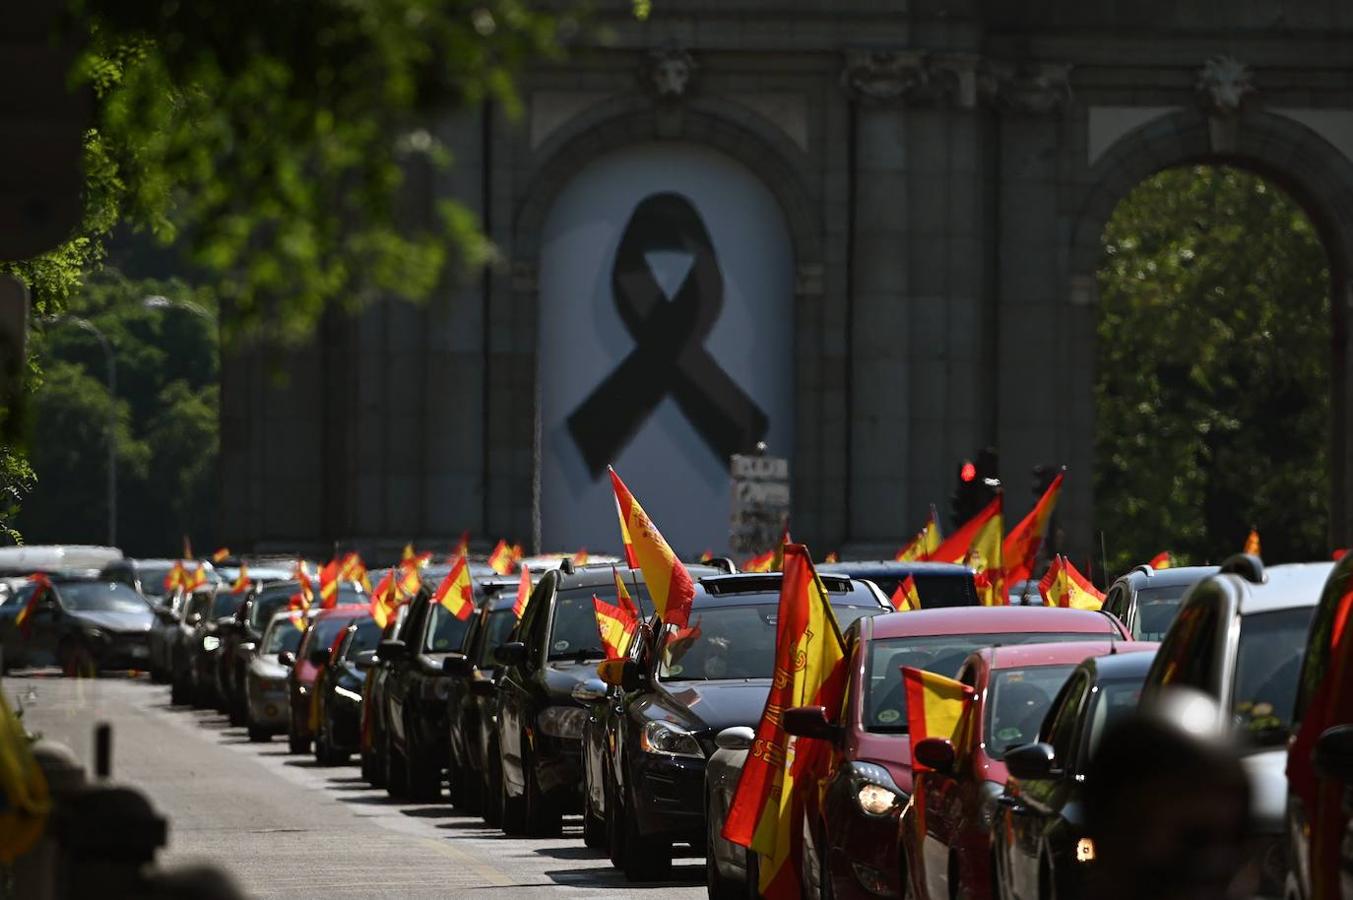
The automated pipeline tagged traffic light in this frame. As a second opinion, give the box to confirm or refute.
[950,448,1001,528]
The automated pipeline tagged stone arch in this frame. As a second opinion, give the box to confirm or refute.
[1065,106,1353,548]
[490,100,828,548]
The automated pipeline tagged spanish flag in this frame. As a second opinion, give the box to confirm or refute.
[15,574,51,639]
[1149,551,1172,570]
[823,552,839,563]
[609,467,695,629]
[163,560,187,592]
[395,561,421,601]
[1038,555,1104,611]
[931,494,1004,605]
[744,550,775,573]
[1244,528,1261,556]
[614,493,640,569]
[512,565,532,620]
[319,559,340,609]
[895,506,942,562]
[229,563,250,595]
[338,552,368,587]
[1002,470,1063,584]
[511,543,524,564]
[402,543,415,563]
[488,540,514,575]
[613,567,640,618]
[903,667,974,754]
[593,596,638,659]
[183,564,207,592]
[451,531,470,561]
[369,570,405,628]
[433,556,475,621]
[211,547,231,563]
[722,545,847,900]
[890,574,921,612]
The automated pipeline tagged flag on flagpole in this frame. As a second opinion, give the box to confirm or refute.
[614,492,640,569]
[824,552,839,563]
[1148,551,1173,570]
[722,545,848,900]
[319,559,340,609]
[1038,555,1104,610]
[163,560,187,593]
[183,564,207,591]
[895,506,943,562]
[1244,528,1262,556]
[931,495,1004,605]
[432,556,475,621]
[1002,470,1064,584]
[744,549,775,573]
[902,667,975,761]
[15,574,51,639]
[593,596,638,659]
[452,531,470,561]
[609,467,695,629]
[0,688,50,864]
[369,570,400,628]
[229,563,250,595]
[488,540,514,575]
[613,567,640,618]
[573,548,590,566]
[512,565,532,620]
[890,574,921,612]
[211,547,231,563]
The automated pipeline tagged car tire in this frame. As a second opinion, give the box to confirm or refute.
[451,762,482,815]
[606,767,625,869]
[622,779,672,882]
[314,717,335,765]
[385,727,409,798]
[482,749,503,828]
[705,790,742,900]
[524,744,562,837]
[499,747,527,836]
[247,725,271,743]
[407,730,443,803]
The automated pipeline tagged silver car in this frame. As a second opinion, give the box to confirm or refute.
[245,609,314,742]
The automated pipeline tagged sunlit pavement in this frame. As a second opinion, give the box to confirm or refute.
[11,671,707,899]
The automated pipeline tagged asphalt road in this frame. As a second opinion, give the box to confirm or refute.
[12,671,708,899]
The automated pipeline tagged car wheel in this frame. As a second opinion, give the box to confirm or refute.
[451,762,482,816]
[499,749,527,836]
[606,765,625,869]
[524,744,562,837]
[482,749,503,828]
[314,716,334,765]
[385,726,409,798]
[622,778,672,882]
[406,726,443,803]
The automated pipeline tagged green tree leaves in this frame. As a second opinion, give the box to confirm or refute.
[1096,166,1331,571]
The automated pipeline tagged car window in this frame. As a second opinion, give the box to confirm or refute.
[424,603,472,653]
[477,609,518,668]
[1233,606,1318,745]
[1085,676,1145,762]
[1294,563,1353,723]
[250,592,294,630]
[1133,584,1192,641]
[184,592,214,620]
[211,592,246,619]
[1153,600,1219,692]
[656,604,779,681]
[862,631,1108,734]
[548,587,609,662]
[1043,672,1089,769]
[986,665,1076,759]
[262,620,304,654]
[346,619,382,656]
[302,616,354,657]
[57,581,150,614]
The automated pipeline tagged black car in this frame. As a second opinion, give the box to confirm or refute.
[379,581,482,800]
[992,647,1159,900]
[1099,563,1217,641]
[314,614,383,765]
[359,599,411,787]
[192,589,249,709]
[817,560,979,608]
[444,577,524,820]
[589,572,890,881]
[0,575,155,675]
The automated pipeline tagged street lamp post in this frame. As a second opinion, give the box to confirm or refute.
[45,315,117,547]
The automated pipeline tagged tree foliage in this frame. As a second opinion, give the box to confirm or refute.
[1096,165,1331,572]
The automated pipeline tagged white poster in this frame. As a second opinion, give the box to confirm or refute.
[538,142,794,557]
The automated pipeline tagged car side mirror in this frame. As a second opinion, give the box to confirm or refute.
[715,726,756,752]
[1003,742,1057,780]
[783,705,843,743]
[378,639,407,661]
[442,652,472,677]
[1314,725,1353,782]
[913,737,957,774]
[494,641,526,667]
[277,650,295,668]
[308,647,331,666]
[596,657,643,691]
[353,650,378,671]
[571,678,608,703]
[235,641,257,660]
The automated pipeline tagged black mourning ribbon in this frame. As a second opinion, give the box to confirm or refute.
[568,192,769,476]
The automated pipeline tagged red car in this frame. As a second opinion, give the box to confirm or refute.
[898,640,1154,900]
[281,605,368,754]
[784,606,1130,900]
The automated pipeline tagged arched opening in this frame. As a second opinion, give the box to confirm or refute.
[1094,164,1333,570]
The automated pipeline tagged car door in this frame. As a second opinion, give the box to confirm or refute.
[920,662,982,900]
[387,598,427,746]
[1101,585,1131,637]
[497,580,548,793]
[1004,671,1090,900]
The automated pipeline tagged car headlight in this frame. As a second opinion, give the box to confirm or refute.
[640,720,704,759]
[334,685,363,703]
[846,762,903,817]
[537,705,588,740]
[202,635,221,652]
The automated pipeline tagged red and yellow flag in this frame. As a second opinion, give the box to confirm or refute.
[395,561,421,602]
[511,543,524,564]
[229,563,250,595]
[338,552,369,591]
[163,561,187,592]
[609,467,695,629]
[183,564,207,592]
[823,552,839,563]
[593,596,638,659]
[613,492,640,569]
[318,559,340,609]
[1002,470,1063,584]
[744,549,775,573]
[488,540,514,575]
[402,543,415,563]
[572,548,589,566]
[895,506,943,562]
[613,567,640,618]
[451,531,470,561]
[432,556,476,621]
[931,495,1004,605]
[722,545,847,900]
[902,667,975,761]
[512,565,532,620]
[369,570,401,629]
[1149,551,1173,570]
[211,547,231,563]
[1244,528,1262,556]
[15,574,51,639]
[1038,555,1104,611]
[699,550,714,563]
[890,574,921,612]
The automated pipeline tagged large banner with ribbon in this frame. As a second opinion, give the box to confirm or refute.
[538,143,794,555]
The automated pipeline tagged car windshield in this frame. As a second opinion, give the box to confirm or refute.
[1233,606,1317,745]
[477,609,518,667]
[250,592,294,630]
[136,564,175,599]
[212,592,246,619]
[1086,676,1147,757]
[657,603,780,680]
[548,587,613,662]
[262,619,304,654]
[1133,584,1193,640]
[58,581,150,614]
[424,603,473,653]
[305,616,357,657]
[864,631,1112,733]
[986,665,1076,757]
[346,619,383,657]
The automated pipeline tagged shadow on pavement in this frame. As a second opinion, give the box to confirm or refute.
[399,806,458,818]
[543,862,705,888]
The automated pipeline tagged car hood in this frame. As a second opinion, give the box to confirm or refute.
[1241,747,1287,835]
[853,731,914,794]
[71,609,153,634]
[542,660,602,701]
[652,679,771,734]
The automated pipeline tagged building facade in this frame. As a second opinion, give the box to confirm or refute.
[221,1,1353,563]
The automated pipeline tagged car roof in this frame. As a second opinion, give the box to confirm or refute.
[866,606,1122,640]
[545,562,725,593]
[1234,561,1335,615]
[0,545,123,573]
[975,640,1155,670]
[690,572,884,609]
[1117,565,1219,592]
[1082,645,1160,680]
[817,561,974,577]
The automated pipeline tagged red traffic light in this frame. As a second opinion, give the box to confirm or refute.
[960,461,976,482]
